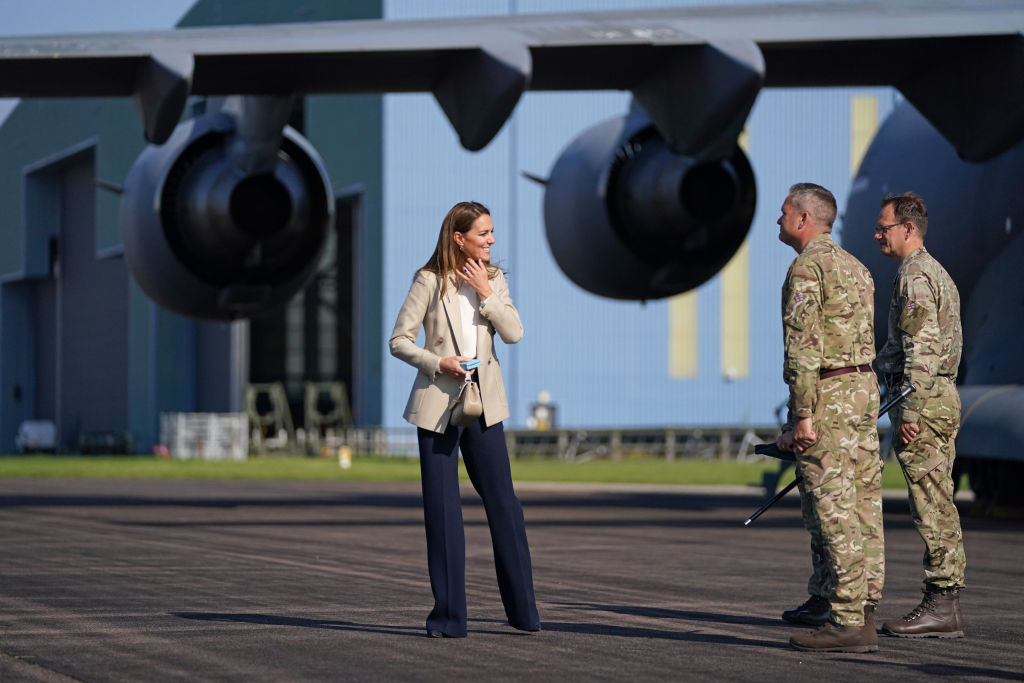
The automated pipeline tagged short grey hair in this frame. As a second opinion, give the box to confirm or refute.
[789,182,838,229]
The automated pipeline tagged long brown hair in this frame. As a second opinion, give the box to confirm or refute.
[420,201,499,296]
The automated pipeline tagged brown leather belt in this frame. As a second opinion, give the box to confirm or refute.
[819,364,872,380]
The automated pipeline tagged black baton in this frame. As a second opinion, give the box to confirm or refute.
[743,477,800,526]
[743,382,915,526]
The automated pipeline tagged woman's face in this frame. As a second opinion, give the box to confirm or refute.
[457,214,495,262]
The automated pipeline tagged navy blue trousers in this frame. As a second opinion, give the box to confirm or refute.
[417,417,539,637]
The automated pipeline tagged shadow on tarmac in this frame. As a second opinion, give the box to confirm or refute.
[550,601,781,627]
[0,492,1009,534]
[171,612,785,648]
[173,612,428,638]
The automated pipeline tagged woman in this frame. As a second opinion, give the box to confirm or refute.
[389,201,540,638]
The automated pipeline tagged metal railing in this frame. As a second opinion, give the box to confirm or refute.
[326,425,785,462]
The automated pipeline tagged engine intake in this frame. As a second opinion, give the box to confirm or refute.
[120,112,332,320]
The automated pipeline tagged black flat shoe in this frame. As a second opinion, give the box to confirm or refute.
[427,629,465,638]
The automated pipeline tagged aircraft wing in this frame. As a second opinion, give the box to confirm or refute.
[0,0,1021,157]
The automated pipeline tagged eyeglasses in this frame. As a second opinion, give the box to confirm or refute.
[874,222,904,235]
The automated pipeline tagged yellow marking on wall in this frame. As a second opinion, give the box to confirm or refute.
[720,239,750,379]
[851,95,879,176]
[669,291,698,378]
[719,127,750,380]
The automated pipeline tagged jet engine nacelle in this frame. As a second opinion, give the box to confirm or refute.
[120,111,332,320]
[543,111,756,300]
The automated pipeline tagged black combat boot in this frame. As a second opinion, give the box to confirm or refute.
[782,595,831,626]
[881,587,964,638]
[790,620,879,653]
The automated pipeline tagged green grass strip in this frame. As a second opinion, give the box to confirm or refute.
[0,454,919,489]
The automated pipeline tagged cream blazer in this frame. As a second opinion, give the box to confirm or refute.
[389,268,523,433]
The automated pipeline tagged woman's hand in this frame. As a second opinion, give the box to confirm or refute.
[440,356,475,380]
[457,258,493,299]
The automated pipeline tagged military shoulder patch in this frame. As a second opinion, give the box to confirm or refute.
[899,300,929,335]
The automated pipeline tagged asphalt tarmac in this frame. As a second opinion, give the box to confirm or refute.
[0,477,1021,682]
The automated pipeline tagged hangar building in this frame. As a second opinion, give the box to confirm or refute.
[0,0,894,451]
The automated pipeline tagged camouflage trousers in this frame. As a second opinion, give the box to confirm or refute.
[893,380,966,590]
[797,478,833,599]
[797,372,883,627]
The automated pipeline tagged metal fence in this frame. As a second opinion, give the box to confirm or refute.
[330,425,786,462]
[162,415,890,465]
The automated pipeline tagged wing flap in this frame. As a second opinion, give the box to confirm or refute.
[1,2,1020,97]
[1,1,1020,156]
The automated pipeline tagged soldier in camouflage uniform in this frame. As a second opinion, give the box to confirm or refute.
[873,192,966,638]
[775,183,883,653]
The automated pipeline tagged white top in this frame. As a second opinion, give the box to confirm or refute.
[457,279,480,358]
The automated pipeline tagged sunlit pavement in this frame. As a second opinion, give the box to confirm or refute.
[0,478,1019,681]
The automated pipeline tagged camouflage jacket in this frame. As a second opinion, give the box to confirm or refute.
[874,246,962,424]
[782,234,876,425]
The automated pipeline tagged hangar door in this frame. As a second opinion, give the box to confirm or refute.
[27,148,130,451]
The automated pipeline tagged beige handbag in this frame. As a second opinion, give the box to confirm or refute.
[450,376,483,427]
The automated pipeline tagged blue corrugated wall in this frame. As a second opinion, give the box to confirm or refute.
[382,0,897,429]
